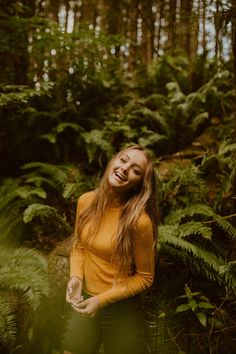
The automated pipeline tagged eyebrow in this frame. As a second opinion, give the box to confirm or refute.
[122,154,144,172]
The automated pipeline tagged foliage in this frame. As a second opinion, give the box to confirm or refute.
[0,48,235,353]
[175,285,215,328]
[151,134,236,353]
[0,162,93,250]
[0,246,49,352]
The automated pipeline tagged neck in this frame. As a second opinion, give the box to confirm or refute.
[108,189,128,208]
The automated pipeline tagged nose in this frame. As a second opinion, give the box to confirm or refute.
[120,164,129,174]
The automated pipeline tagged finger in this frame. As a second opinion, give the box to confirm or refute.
[76,298,89,308]
[66,290,71,303]
[71,304,87,315]
[74,296,84,305]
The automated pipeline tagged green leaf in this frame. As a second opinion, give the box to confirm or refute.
[56,122,83,133]
[0,295,17,346]
[192,112,209,129]
[40,133,57,143]
[189,299,197,311]
[198,302,214,309]
[179,222,212,240]
[175,304,190,313]
[16,186,47,199]
[196,312,207,327]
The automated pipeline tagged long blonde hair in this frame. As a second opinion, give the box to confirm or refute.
[75,145,159,276]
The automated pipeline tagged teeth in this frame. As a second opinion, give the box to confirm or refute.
[115,172,126,181]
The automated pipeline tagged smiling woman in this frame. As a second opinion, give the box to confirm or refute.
[63,145,159,354]
[108,149,147,192]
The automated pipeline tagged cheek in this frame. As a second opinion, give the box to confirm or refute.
[131,175,143,187]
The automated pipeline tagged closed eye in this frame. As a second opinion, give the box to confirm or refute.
[132,168,141,175]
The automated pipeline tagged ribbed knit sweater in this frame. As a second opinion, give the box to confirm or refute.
[70,191,155,308]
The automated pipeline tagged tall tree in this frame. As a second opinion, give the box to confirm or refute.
[167,0,177,51]
[178,0,193,56]
[141,0,155,64]
[0,0,35,84]
[127,1,139,70]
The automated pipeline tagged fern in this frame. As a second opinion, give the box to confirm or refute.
[0,82,53,107]
[160,164,209,210]
[40,122,84,144]
[82,129,114,163]
[0,247,49,349]
[218,142,236,156]
[165,204,215,225]
[22,162,69,187]
[24,176,58,190]
[0,247,48,310]
[159,226,225,283]
[0,295,16,348]
[178,221,212,240]
[55,122,83,134]
[166,81,186,104]
[214,216,236,240]
[23,203,71,232]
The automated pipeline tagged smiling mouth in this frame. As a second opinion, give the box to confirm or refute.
[115,171,127,181]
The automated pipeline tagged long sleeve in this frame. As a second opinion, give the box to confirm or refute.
[97,213,155,308]
[70,245,84,280]
[69,197,85,280]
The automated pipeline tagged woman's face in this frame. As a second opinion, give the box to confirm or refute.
[108,149,148,193]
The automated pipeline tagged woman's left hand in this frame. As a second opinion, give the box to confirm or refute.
[72,296,100,318]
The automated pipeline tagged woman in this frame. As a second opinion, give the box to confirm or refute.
[63,145,158,354]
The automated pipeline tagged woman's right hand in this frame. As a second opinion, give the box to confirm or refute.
[66,276,83,306]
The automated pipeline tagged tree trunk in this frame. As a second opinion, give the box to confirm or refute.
[141,0,155,64]
[127,1,139,71]
[231,0,236,82]
[81,0,97,26]
[179,0,193,56]
[167,0,177,52]
[0,1,35,84]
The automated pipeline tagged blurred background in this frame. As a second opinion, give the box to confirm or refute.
[0,1,236,353]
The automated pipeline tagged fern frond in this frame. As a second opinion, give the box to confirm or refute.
[191,112,209,130]
[24,176,58,190]
[0,247,49,310]
[216,160,236,197]
[0,189,20,210]
[0,182,46,214]
[159,226,224,276]
[165,204,214,224]
[138,131,169,148]
[55,122,83,133]
[0,247,47,270]
[21,162,68,187]
[219,261,236,276]
[82,129,114,162]
[166,82,185,104]
[214,216,236,240]
[62,182,89,199]
[178,221,212,240]
[0,214,25,241]
[218,142,236,156]
[219,261,236,293]
[0,269,48,310]
[0,295,16,347]
[16,186,47,200]
[39,133,57,143]
[23,203,71,231]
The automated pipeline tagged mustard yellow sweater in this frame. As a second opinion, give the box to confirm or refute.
[70,191,155,308]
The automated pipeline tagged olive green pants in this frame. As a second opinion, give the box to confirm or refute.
[63,293,150,354]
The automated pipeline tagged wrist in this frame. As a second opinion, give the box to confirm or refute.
[70,276,81,281]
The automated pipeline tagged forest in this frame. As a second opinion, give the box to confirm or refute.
[0,0,236,353]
